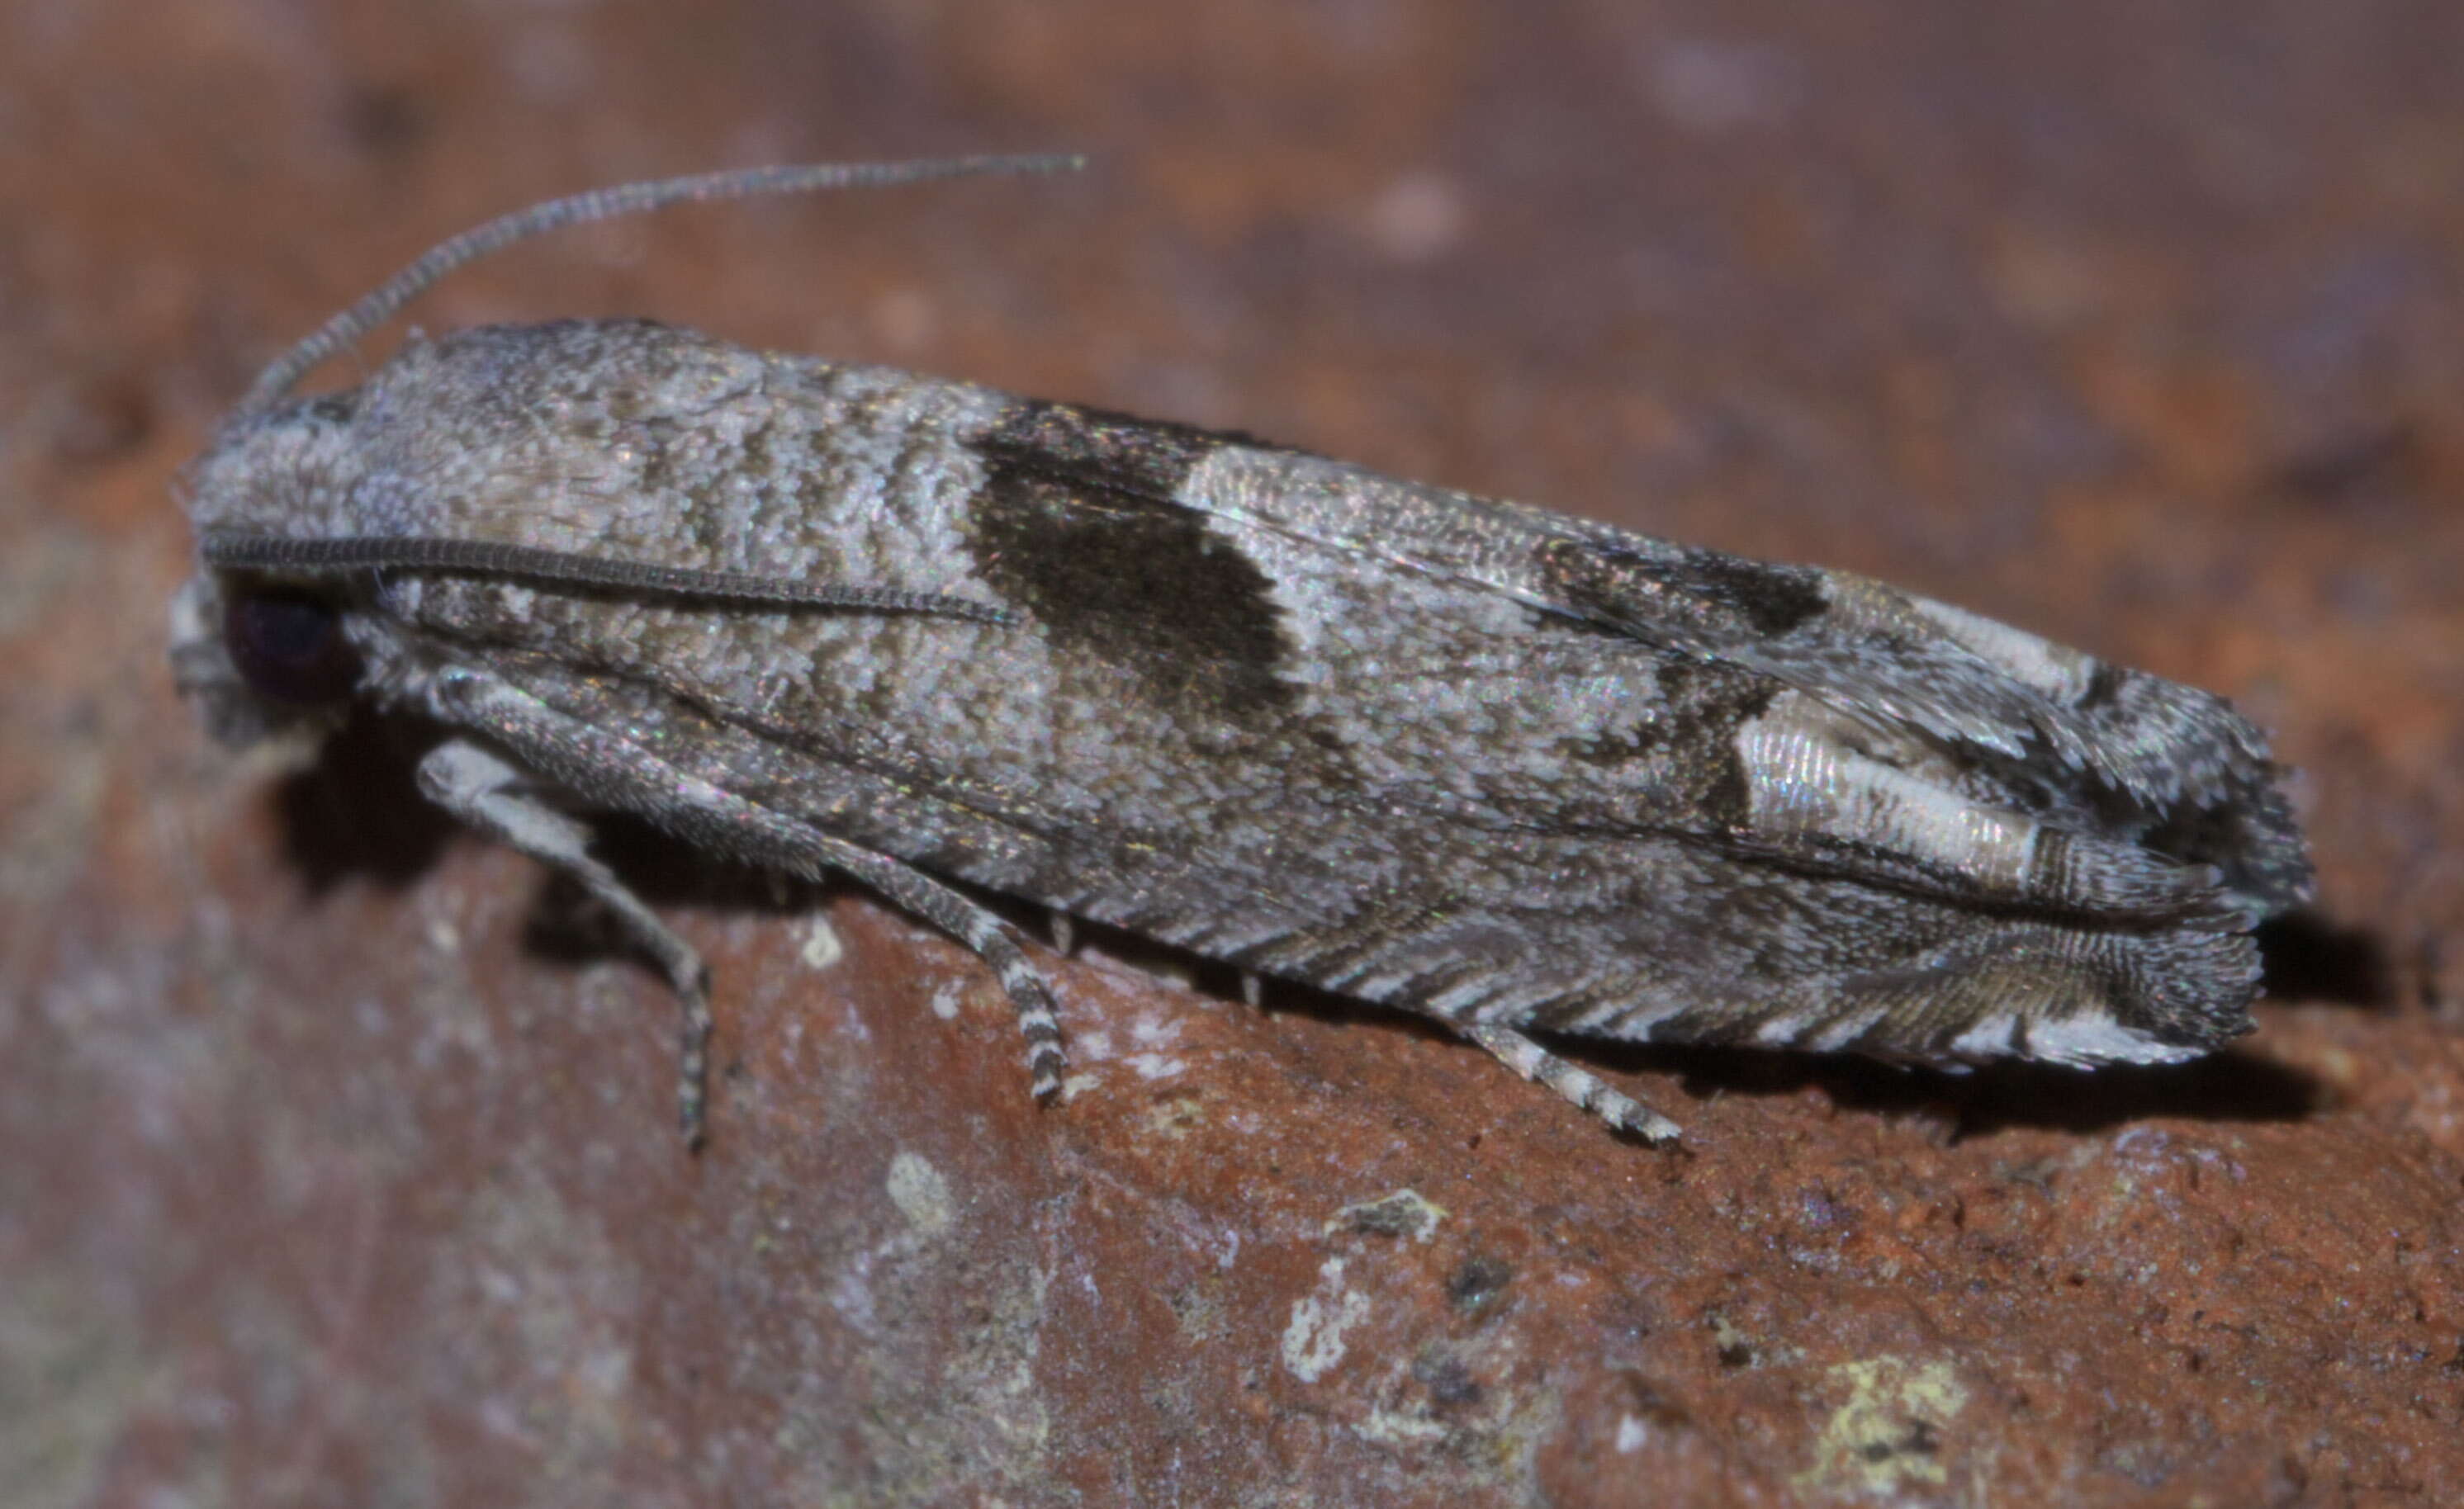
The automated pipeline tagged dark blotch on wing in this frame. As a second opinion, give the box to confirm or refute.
[969,400,1296,725]
[1659,551,1828,637]
[2075,661,2126,712]
[1538,537,1827,642]
[979,397,1274,499]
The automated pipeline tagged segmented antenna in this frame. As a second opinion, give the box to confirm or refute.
[241,153,1086,414]
[200,531,1018,625]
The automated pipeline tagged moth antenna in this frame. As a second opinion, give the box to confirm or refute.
[199,530,1020,626]
[240,153,1087,415]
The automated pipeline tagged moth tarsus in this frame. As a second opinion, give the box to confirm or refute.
[173,156,2311,1149]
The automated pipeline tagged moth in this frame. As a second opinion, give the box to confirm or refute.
[172,156,2313,1147]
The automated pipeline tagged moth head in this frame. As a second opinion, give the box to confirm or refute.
[172,392,380,746]
[170,567,372,748]
[173,154,1083,745]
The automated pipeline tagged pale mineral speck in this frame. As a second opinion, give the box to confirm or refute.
[884,1150,954,1236]
[1281,1257,1372,1383]
[1125,1052,1186,1081]
[1058,1069,1102,1102]
[1794,1355,1969,1497]
[1129,1014,1183,1048]
[425,913,462,955]
[798,915,844,971]
[1357,1407,1449,1445]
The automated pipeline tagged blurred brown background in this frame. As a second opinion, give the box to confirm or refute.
[3,2,2461,1506]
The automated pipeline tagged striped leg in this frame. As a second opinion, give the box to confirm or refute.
[425,669,1068,1121]
[416,739,716,1145]
[1465,1024,1681,1143]
[836,847,1066,1100]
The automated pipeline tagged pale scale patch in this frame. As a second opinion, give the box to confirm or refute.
[2024,1015,2201,1067]
[1737,693,2039,890]
[1946,1013,2022,1058]
[1904,594,2097,702]
[1187,449,1696,834]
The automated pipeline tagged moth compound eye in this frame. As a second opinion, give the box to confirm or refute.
[222,589,361,705]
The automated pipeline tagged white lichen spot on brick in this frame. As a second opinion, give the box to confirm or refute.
[1144,1090,1209,1138]
[424,911,462,955]
[1794,1355,1969,1500]
[1281,1257,1372,1382]
[1125,1052,1187,1081]
[798,914,843,970]
[1058,1070,1102,1102]
[885,1150,954,1236]
[1357,1406,1451,1445]
[1123,1015,1188,1081]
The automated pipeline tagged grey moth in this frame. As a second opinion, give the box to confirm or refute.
[172,157,2313,1146]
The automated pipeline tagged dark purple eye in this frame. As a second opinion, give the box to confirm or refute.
[223,590,361,705]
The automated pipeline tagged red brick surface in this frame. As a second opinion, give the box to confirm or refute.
[4,4,2461,1505]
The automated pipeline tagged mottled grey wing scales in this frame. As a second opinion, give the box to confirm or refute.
[930,399,2297,1065]
[1155,438,2307,917]
[1530,537,2310,912]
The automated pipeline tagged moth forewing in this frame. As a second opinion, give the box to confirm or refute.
[173,158,2311,1148]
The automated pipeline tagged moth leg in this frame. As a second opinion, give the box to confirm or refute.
[823,844,1068,1102]
[415,739,716,1147]
[1464,1024,1681,1143]
[426,669,1068,1107]
[1048,909,1076,957]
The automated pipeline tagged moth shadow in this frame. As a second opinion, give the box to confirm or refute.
[519,811,832,966]
[2256,910,2397,1008]
[272,708,459,892]
[1580,1040,2323,1140]
[272,712,824,972]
